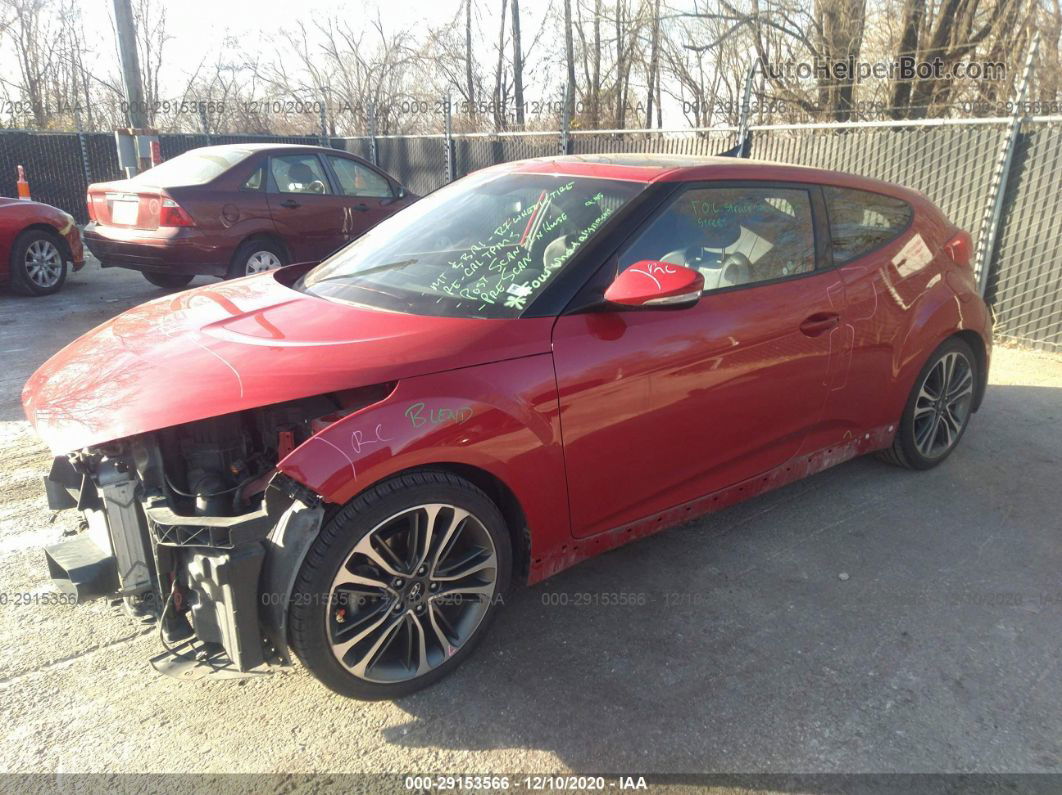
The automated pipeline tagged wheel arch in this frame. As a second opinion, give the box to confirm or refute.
[407,462,531,581]
[231,230,291,267]
[954,329,988,412]
[315,461,531,582]
[890,282,990,421]
[16,223,72,261]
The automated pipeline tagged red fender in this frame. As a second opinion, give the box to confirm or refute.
[276,354,571,577]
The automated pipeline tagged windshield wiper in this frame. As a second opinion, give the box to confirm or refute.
[309,258,420,285]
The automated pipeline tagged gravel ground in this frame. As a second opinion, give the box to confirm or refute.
[1,258,1061,777]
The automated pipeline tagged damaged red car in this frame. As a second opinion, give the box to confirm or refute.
[23,155,992,699]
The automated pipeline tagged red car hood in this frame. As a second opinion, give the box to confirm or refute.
[23,272,553,454]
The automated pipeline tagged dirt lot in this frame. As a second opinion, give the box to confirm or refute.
[2,258,1061,776]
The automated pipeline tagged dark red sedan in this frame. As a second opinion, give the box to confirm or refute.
[84,143,415,288]
[25,155,991,699]
[0,197,85,296]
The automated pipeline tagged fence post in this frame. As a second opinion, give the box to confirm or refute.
[973,33,1039,296]
[560,84,571,155]
[319,93,329,147]
[444,94,455,183]
[198,104,210,147]
[735,61,758,157]
[368,101,378,166]
[74,108,93,186]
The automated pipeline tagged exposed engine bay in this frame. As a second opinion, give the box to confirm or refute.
[42,383,395,672]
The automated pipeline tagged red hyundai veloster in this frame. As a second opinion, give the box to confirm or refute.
[24,155,991,698]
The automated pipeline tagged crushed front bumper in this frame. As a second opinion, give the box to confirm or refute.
[42,456,324,672]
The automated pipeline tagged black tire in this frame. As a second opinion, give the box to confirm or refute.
[878,336,979,470]
[289,470,512,700]
[228,238,288,279]
[9,229,67,296]
[142,272,194,289]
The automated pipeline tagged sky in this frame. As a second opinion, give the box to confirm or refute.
[3,0,691,130]
[83,0,532,96]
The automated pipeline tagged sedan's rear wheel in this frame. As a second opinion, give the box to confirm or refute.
[879,337,978,470]
[289,470,511,699]
[229,238,287,278]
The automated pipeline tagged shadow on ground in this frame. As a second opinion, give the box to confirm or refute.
[372,384,1062,773]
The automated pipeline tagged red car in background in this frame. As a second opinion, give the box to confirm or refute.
[25,155,991,699]
[0,197,85,296]
[84,144,415,288]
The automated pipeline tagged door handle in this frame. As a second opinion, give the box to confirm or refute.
[352,203,370,212]
[799,312,840,337]
[280,199,300,209]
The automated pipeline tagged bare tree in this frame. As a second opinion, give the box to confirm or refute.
[592,0,602,124]
[2,0,63,127]
[1038,0,1061,103]
[131,0,170,127]
[465,0,476,116]
[511,0,525,125]
[564,0,576,119]
[494,0,510,128]
[815,0,866,119]
[889,0,1030,117]
[615,0,630,125]
[645,0,661,126]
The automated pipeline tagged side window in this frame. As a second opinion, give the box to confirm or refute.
[242,164,264,191]
[824,186,913,264]
[618,186,817,292]
[327,155,393,198]
[269,154,331,195]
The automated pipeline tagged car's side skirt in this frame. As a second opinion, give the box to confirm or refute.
[529,422,897,584]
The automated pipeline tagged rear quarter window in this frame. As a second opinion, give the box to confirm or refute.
[824,186,913,264]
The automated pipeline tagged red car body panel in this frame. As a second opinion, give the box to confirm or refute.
[275,357,573,575]
[0,197,85,284]
[553,264,844,539]
[82,144,415,278]
[21,271,554,454]
[22,155,992,587]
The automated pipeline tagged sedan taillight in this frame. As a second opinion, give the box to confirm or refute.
[159,198,195,227]
[85,192,96,222]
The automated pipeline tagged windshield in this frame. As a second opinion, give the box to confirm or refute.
[297,172,644,318]
[129,148,251,187]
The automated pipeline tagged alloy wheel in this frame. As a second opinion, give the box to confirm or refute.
[25,239,63,288]
[327,503,498,684]
[912,350,974,458]
[245,251,282,274]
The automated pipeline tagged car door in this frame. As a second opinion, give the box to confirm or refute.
[323,154,405,249]
[266,152,348,261]
[551,182,847,539]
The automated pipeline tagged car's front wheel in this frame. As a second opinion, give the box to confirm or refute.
[289,470,511,699]
[879,336,979,469]
[9,229,67,296]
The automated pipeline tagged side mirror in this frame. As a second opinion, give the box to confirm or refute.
[604,261,704,308]
[396,186,408,199]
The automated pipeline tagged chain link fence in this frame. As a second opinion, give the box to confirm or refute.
[1,121,1060,351]
[989,123,1062,351]
[748,123,1004,243]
